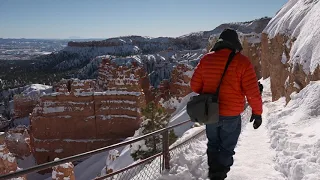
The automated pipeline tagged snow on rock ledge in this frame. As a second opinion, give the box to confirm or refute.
[52,158,75,180]
[13,84,52,119]
[261,0,320,102]
[264,0,320,74]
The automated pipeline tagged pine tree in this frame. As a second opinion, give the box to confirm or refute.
[131,102,177,161]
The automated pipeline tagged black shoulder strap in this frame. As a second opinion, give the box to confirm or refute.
[215,51,236,95]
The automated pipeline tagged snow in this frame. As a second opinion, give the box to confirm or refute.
[94,91,141,96]
[159,97,180,110]
[97,115,137,120]
[21,84,52,99]
[73,138,134,180]
[168,93,197,137]
[293,81,301,89]
[0,145,15,163]
[35,148,49,152]
[17,155,51,180]
[266,80,320,180]
[157,78,320,180]
[42,107,65,114]
[73,151,107,180]
[264,0,320,74]
[281,52,287,64]
[55,149,63,153]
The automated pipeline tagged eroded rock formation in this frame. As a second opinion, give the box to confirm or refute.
[0,142,26,179]
[157,63,193,112]
[13,96,38,119]
[30,60,147,165]
[261,33,320,102]
[5,126,31,159]
[241,34,262,79]
[52,158,75,180]
[260,0,320,102]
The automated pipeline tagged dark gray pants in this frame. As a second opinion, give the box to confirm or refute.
[206,115,241,180]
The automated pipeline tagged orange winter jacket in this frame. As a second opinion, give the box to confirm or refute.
[190,49,262,116]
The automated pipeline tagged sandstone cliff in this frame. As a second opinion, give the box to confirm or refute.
[30,59,147,165]
[261,0,320,102]
[158,63,193,113]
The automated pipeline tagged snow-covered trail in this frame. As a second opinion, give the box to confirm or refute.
[158,79,285,180]
[227,109,285,180]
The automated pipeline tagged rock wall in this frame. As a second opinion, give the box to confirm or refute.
[169,64,193,98]
[30,62,147,165]
[13,96,38,119]
[261,33,320,102]
[241,34,262,79]
[260,0,320,102]
[157,64,193,112]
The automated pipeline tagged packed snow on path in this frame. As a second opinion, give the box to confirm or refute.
[158,78,320,180]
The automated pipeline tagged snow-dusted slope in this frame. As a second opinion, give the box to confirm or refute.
[20,84,52,98]
[264,0,320,74]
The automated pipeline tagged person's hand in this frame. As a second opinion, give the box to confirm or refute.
[250,114,262,129]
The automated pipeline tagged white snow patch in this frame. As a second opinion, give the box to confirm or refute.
[293,81,301,89]
[42,107,65,114]
[21,84,52,98]
[281,52,287,64]
[97,115,137,120]
[94,91,141,96]
[55,149,63,153]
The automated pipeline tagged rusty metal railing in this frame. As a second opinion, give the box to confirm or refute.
[0,120,197,179]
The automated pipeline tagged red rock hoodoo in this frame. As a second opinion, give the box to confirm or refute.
[30,59,148,165]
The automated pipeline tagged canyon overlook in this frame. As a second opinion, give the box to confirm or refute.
[2,8,320,178]
[9,57,195,168]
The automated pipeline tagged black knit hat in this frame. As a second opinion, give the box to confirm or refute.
[216,28,243,51]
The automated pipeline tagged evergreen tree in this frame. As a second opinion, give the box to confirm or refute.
[131,102,177,160]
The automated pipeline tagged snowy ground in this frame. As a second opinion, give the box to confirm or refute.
[157,78,320,180]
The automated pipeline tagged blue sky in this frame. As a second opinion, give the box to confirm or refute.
[0,0,287,39]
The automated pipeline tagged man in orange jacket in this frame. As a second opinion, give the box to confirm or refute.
[190,29,263,180]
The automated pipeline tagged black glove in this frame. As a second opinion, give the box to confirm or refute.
[250,114,262,129]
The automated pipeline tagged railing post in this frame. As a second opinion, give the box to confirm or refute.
[162,130,170,171]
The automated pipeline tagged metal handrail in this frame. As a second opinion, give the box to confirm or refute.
[0,120,191,179]
[94,126,206,180]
